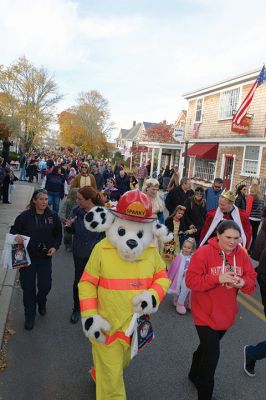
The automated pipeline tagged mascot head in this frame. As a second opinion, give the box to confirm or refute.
[84,189,172,261]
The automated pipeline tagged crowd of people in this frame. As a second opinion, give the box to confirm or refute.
[3,147,266,400]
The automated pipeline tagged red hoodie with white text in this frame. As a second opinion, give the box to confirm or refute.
[186,238,256,330]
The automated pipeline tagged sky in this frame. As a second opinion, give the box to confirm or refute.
[0,0,265,140]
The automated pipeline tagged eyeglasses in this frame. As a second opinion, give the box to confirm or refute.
[81,166,88,169]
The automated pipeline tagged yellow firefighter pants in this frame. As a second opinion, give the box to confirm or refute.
[92,339,131,400]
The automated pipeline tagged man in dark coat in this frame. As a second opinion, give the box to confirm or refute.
[165,177,194,215]
[115,170,130,195]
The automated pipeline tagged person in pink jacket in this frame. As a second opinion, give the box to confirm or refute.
[186,220,257,400]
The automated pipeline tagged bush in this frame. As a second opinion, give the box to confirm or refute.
[7,151,20,162]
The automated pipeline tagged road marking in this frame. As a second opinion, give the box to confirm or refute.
[237,294,266,323]
[240,292,264,310]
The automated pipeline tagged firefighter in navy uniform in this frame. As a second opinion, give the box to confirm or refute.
[10,189,62,330]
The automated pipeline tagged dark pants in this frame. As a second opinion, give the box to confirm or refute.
[257,274,266,317]
[19,258,52,321]
[246,340,266,361]
[73,256,88,311]
[189,326,226,400]
[250,220,260,252]
[2,176,10,203]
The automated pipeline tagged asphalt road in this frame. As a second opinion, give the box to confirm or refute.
[0,241,266,399]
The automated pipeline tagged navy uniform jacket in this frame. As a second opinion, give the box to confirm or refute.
[10,208,62,259]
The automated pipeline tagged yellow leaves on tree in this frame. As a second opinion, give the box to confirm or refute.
[58,90,115,157]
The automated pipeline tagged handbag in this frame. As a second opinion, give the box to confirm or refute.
[1,233,31,269]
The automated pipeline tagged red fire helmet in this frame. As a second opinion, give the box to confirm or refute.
[110,189,156,223]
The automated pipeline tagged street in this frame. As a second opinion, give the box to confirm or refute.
[0,242,265,400]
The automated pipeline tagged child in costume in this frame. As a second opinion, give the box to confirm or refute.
[163,205,186,260]
[78,189,172,400]
[167,237,196,314]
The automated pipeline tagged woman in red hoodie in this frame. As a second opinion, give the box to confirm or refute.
[186,220,256,400]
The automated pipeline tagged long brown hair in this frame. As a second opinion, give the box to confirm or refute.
[78,186,105,206]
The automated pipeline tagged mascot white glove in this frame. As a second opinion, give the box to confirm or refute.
[132,290,158,315]
[81,315,111,343]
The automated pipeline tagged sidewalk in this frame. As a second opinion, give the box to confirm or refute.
[0,183,34,347]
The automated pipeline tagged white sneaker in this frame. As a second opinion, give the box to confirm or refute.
[176,303,186,315]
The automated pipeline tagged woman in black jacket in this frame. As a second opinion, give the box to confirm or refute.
[235,184,247,210]
[183,187,207,247]
[10,189,62,330]
[64,186,105,324]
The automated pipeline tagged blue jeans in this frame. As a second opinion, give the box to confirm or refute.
[48,192,61,213]
[246,340,266,361]
[19,166,26,181]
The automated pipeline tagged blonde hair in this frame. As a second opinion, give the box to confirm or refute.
[142,178,160,192]
[142,178,164,214]
[249,183,262,199]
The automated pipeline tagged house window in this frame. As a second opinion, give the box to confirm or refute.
[242,146,260,175]
[195,98,203,122]
[219,87,240,119]
[193,159,215,181]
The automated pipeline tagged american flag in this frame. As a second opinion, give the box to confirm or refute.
[232,65,266,126]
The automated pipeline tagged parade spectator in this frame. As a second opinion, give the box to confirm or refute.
[183,187,207,247]
[129,171,138,190]
[137,161,148,191]
[104,178,120,202]
[70,162,97,190]
[114,160,123,176]
[66,167,76,186]
[142,178,165,223]
[43,166,67,213]
[205,178,223,211]
[167,165,180,191]
[165,177,194,216]
[98,160,106,175]
[26,158,38,183]
[92,164,104,191]
[38,158,47,180]
[59,188,79,251]
[246,183,264,253]
[235,184,247,210]
[2,164,11,204]
[186,220,257,400]
[19,154,27,181]
[200,190,252,248]
[165,205,186,256]
[115,169,130,195]
[162,165,171,191]
[1,136,13,163]
[244,341,266,377]
[168,237,196,314]
[251,211,266,316]
[10,189,62,330]
[64,186,105,324]
[0,156,7,201]
[103,164,114,184]
[146,159,151,176]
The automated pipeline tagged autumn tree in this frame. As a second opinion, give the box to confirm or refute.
[0,56,62,151]
[58,90,115,157]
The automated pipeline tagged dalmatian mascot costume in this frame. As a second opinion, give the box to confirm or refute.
[78,189,172,399]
